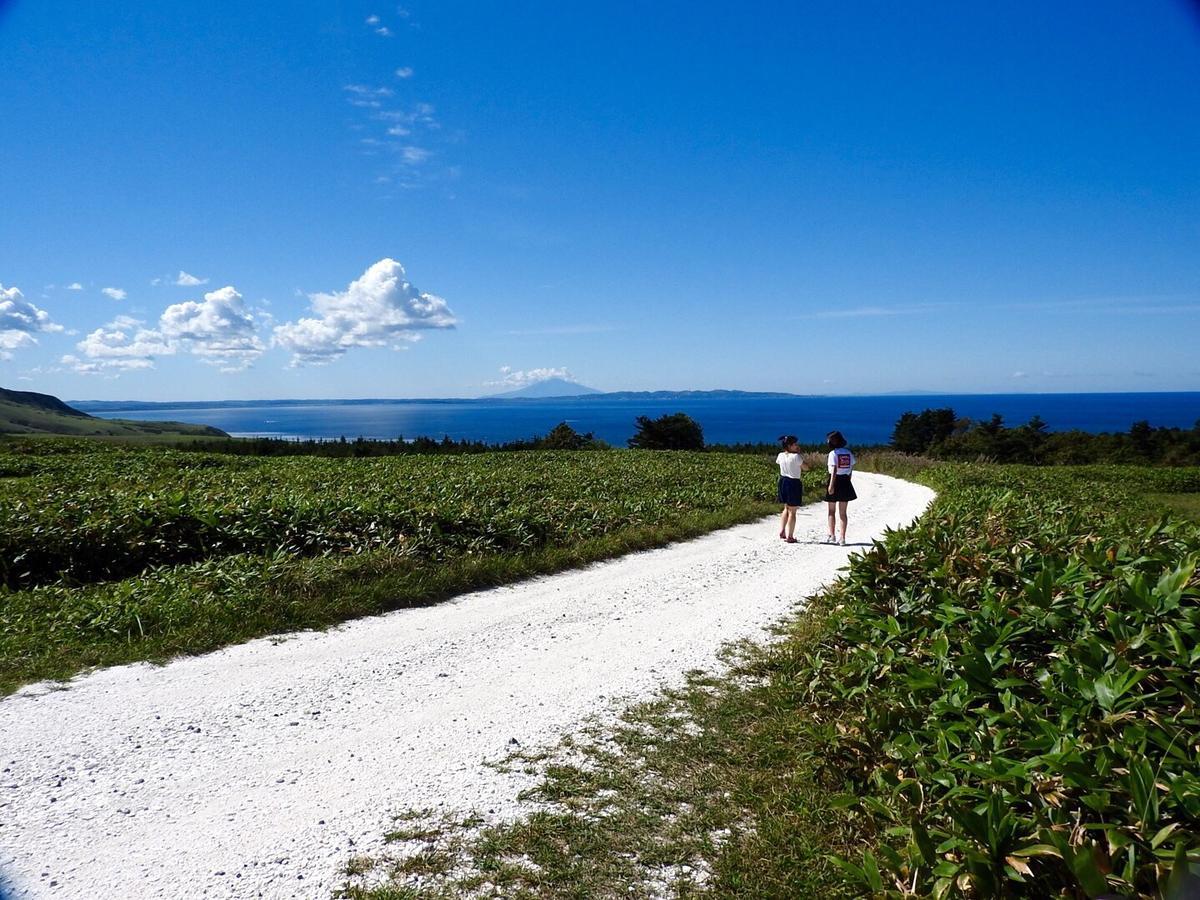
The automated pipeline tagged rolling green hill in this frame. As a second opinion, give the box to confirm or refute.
[0,387,228,438]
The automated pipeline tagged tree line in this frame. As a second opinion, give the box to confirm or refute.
[178,413,709,457]
[891,407,1200,465]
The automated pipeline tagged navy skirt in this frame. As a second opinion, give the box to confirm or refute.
[777,475,803,506]
[824,474,857,502]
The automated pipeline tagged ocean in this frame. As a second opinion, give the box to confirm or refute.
[71,392,1200,447]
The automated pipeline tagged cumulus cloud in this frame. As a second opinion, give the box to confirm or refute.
[0,284,63,359]
[365,14,380,24]
[273,258,456,366]
[488,366,574,388]
[101,287,127,300]
[66,282,84,291]
[65,287,266,375]
[395,66,414,78]
[160,286,266,371]
[64,315,172,374]
[176,270,208,286]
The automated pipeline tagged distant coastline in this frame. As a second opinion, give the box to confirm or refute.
[67,391,1200,447]
[68,389,1200,413]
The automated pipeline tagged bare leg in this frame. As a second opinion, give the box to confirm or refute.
[838,501,849,543]
[786,506,797,539]
[827,501,836,540]
[780,506,788,539]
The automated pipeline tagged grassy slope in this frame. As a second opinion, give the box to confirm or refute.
[0,388,227,437]
[339,460,1200,899]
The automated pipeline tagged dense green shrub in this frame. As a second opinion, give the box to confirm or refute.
[814,466,1200,896]
[627,412,705,450]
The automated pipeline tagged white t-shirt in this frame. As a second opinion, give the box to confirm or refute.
[827,448,855,475]
[776,451,803,479]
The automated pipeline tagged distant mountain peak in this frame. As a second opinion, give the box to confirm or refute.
[487,377,602,399]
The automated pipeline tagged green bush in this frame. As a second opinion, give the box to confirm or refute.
[812,466,1200,896]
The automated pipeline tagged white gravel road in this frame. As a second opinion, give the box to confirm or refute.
[0,472,933,899]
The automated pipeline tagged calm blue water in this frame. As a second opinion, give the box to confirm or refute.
[73,393,1200,446]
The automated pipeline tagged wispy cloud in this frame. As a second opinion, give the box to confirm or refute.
[0,284,63,359]
[986,294,1199,315]
[344,84,395,109]
[798,303,948,320]
[395,66,414,79]
[101,287,127,300]
[273,258,456,366]
[505,324,617,336]
[65,282,83,291]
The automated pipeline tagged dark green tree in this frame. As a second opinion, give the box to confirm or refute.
[891,407,958,453]
[627,412,704,450]
[541,421,591,450]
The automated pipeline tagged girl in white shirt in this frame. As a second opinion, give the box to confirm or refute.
[775,435,805,543]
[823,430,857,545]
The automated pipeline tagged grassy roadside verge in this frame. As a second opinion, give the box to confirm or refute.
[1,443,826,694]
[340,462,1200,899]
[0,500,780,695]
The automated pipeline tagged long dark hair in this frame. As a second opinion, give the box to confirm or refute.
[778,434,799,450]
[826,430,847,449]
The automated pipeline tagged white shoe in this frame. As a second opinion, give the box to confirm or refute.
[839,538,847,546]
[823,534,836,544]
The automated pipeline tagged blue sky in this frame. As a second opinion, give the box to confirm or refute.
[1,0,1197,400]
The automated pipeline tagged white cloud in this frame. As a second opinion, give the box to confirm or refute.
[395,66,414,78]
[101,287,127,300]
[400,146,430,164]
[344,84,394,109]
[160,286,266,372]
[65,287,267,375]
[0,284,63,359]
[488,366,573,388]
[273,258,456,366]
[375,26,392,36]
[61,354,156,376]
[176,270,208,287]
[66,282,84,291]
[366,14,380,24]
[376,102,437,130]
[64,315,172,374]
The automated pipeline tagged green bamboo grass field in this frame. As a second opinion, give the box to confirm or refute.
[340,461,1200,899]
[0,440,826,694]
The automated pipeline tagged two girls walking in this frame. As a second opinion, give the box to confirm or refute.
[775,430,857,544]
